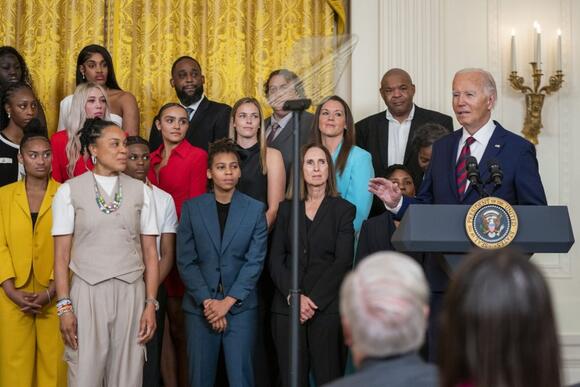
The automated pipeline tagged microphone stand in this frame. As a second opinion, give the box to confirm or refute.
[283,98,311,387]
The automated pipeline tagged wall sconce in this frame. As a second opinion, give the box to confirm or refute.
[508,23,564,145]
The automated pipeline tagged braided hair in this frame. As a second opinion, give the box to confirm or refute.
[0,82,34,130]
[79,118,119,158]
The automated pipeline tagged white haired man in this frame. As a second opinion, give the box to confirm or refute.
[323,252,438,387]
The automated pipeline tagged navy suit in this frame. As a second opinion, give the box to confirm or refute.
[395,121,547,361]
[177,191,268,387]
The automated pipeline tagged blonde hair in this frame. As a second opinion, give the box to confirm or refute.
[229,97,267,174]
[64,83,111,178]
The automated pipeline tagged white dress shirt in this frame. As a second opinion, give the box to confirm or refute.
[386,104,415,166]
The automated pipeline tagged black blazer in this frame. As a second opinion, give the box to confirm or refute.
[355,106,453,217]
[269,197,355,315]
[149,97,231,151]
[265,111,314,179]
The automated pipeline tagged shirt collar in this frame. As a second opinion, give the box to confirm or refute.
[151,140,192,162]
[460,117,495,145]
[271,111,293,128]
[385,104,415,123]
[184,94,205,112]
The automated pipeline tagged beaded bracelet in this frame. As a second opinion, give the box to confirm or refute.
[57,304,73,317]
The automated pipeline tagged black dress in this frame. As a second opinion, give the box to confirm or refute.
[236,143,268,206]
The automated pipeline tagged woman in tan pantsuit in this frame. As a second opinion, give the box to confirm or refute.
[53,118,159,386]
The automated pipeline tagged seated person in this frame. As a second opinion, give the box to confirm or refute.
[323,251,438,387]
[439,248,561,387]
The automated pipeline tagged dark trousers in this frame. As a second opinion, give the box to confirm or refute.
[142,284,167,387]
[272,312,346,387]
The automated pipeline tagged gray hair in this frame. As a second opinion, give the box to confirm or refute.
[455,68,497,102]
[340,252,429,358]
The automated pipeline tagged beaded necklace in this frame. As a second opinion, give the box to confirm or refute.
[93,173,123,214]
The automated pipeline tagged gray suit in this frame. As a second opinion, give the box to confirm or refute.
[265,111,314,180]
[322,353,438,387]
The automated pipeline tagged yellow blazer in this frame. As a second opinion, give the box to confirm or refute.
[0,178,60,288]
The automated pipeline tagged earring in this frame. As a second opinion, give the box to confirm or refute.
[82,73,86,81]
[91,155,97,164]
[7,113,10,119]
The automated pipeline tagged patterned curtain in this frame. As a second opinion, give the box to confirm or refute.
[1,0,346,137]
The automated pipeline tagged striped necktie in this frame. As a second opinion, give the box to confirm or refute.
[456,136,475,197]
[267,122,281,145]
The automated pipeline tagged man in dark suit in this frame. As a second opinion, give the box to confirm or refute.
[323,252,438,387]
[369,68,547,361]
[263,69,314,182]
[356,68,453,217]
[149,56,231,151]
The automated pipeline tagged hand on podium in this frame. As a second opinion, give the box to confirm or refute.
[369,177,402,209]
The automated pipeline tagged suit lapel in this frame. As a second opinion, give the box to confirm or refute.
[270,115,294,147]
[478,122,506,192]
[190,97,210,128]
[377,115,390,169]
[220,190,248,254]
[404,107,423,164]
[448,130,463,202]
[37,178,58,221]
[200,194,221,253]
[14,181,31,221]
[307,197,331,238]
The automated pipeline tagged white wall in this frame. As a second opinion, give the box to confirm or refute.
[350,0,580,383]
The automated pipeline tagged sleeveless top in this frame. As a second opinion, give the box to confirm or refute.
[236,143,268,207]
[68,172,144,284]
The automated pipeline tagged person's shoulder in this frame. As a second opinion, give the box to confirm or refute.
[355,110,387,127]
[494,122,534,148]
[50,129,68,145]
[236,190,266,212]
[205,98,231,112]
[349,145,372,161]
[328,196,356,212]
[0,180,21,197]
[59,94,73,107]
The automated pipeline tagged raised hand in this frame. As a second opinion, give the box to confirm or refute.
[368,177,402,209]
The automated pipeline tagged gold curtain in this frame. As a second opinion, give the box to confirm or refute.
[1,0,346,137]
[0,0,106,134]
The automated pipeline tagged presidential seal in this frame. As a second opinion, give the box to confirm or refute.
[465,197,518,249]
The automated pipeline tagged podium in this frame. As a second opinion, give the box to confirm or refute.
[391,204,575,272]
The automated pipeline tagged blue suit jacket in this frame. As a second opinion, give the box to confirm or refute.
[396,122,547,291]
[177,190,268,315]
[399,121,547,212]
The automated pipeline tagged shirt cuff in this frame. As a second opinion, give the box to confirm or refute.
[384,196,403,213]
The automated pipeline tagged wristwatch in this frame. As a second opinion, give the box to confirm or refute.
[145,298,160,311]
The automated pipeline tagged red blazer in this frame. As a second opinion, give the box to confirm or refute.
[50,131,94,183]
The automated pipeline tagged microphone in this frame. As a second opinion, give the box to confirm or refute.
[283,99,312,111]
[487,159,503,186]
[466,156,481,186]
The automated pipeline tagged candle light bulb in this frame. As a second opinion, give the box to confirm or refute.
[557,28,562,36]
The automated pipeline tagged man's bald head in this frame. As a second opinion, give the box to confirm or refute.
[380,68,416,122]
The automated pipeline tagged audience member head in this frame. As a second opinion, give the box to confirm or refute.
[452,68,497,134]
[80,118,127,175]
[154,102,189,147]
[311,95,355,175]
[76,44,122,90]
[413,123,449,172]
[1,82,37,132]
[439,248,561,387]
[18,119,51,182]
[125,136,151,182]
[230,97,267,173]
[207,138,241,193]
[264,69,305,118]
[171,56,205,106]
[385,164,416,197]
[0,46,34,89]
[288,143,338,200]
[380,68,416,121]
[64,82,111,178]
[340,251,429,367]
